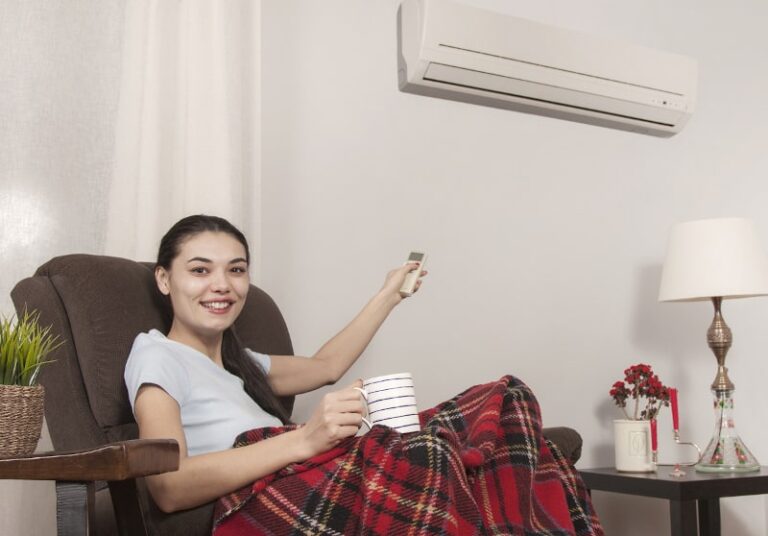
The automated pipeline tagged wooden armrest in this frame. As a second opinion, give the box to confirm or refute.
[0,439,179,482]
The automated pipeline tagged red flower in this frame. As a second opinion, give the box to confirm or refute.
[610,363,672,421]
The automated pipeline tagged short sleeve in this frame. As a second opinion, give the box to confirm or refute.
[245,349,271,373]
[124,335,191,411]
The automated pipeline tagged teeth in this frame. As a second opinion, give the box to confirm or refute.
[203,302,231,310]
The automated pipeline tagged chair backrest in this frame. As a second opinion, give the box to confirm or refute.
[11,254,294,535]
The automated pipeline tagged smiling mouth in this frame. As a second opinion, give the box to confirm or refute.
[201,300,235,313]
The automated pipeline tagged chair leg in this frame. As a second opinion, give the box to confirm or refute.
[109,479,149,536]
[56,481,95,536]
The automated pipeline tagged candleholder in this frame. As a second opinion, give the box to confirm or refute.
[671,428,702,466]
[669,464,686,478]
[660,432,700,477]
[668,388,702,467]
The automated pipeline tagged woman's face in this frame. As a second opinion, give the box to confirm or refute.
[156,231,250,343]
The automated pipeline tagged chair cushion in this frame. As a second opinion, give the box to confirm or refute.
[37,255,171,437]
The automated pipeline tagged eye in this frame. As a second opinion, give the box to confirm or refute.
[190,266,208,275]
[231,266,248,274]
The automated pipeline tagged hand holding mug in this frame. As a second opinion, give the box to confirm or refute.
[299,381,366,457]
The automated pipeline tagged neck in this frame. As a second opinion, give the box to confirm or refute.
[167,325,225,366]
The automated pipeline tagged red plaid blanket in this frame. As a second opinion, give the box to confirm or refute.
[213,376,603,535]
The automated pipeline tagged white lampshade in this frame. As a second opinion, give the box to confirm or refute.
[659,217,768,302]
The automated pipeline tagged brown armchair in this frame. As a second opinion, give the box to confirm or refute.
[1,254,581,535]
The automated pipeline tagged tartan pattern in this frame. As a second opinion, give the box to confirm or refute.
[213,376,603,535]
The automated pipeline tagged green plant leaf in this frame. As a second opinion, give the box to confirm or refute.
[0,310,61,386]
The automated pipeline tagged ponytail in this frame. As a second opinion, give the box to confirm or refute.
[221,328,291,424]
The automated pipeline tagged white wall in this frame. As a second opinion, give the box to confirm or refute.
[260,1,768,535]
[0,2,123,534]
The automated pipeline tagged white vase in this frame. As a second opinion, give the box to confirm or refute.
[613,419,655,472]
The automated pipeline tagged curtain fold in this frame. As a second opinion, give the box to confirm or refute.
[106,0,261,276]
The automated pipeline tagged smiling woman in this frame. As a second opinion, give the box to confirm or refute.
[124,214,425,512]
[121,214,602,534]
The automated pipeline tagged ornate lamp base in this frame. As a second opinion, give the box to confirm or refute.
[695,389,759,473]
[695,297,760,473]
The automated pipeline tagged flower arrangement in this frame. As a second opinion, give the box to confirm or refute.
[609,363,670,421]
[0,310,60,386]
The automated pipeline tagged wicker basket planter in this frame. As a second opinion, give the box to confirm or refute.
[0,384,45,457]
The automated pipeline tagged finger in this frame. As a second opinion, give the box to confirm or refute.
[331,399,366,415]
[321,422,360,446]
[336,424,361,439]
[321,415,364,442]
[331,391,363,406]
[335,383,365,399]
[334,410,365,426]
[400,261,420,274]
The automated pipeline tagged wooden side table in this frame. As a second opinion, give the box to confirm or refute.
[580,466,768,536]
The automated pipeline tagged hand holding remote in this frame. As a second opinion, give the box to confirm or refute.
[399,251,427,297]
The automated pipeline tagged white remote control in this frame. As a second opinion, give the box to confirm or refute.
[399,251,426,297]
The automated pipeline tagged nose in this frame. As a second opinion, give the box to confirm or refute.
[210,270,231,293]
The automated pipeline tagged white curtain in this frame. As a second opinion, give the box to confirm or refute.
[106,0,262,275]
[1,3,262,532]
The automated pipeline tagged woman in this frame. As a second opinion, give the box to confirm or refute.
[125,214,425,512]
[127,215,603,536]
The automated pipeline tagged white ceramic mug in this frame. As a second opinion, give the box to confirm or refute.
[354,372,420,433]
[613,419,655,472]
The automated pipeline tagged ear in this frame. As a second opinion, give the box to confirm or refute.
[155,266,171,296]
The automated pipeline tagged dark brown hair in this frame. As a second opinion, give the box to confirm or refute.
[157,214,291,424]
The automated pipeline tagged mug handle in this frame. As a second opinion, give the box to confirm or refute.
[353,387,373,429]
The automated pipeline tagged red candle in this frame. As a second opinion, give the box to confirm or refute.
[650,418,658,452]
[670,388,679,431]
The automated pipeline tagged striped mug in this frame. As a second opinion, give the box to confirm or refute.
[354,372,420,433]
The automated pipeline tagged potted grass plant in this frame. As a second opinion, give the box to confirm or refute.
[0,310,61,457]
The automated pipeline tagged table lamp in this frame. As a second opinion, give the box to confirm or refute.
[659,217,768,472]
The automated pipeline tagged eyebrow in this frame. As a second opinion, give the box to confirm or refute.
[186,257,248,265]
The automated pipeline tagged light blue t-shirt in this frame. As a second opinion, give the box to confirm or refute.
[124,329,282,456]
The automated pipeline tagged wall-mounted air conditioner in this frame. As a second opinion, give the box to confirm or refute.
[397,0,698,137]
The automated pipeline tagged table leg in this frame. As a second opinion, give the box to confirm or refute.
[670,499,698,536]
[697,498,720,536]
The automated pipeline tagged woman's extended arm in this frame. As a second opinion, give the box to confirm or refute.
[266,262,425,396]
[135,381,365,512]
